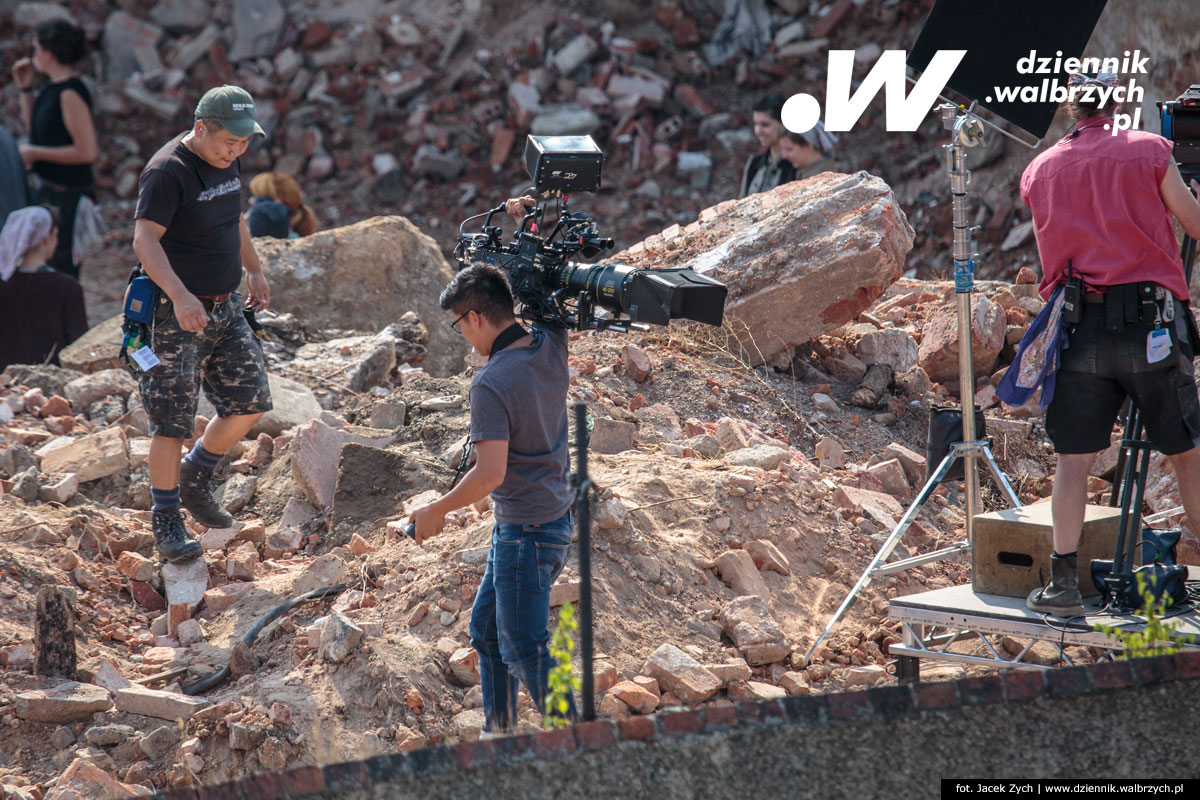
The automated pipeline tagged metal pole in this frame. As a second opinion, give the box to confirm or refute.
[573,403,595,721]
[943,104,983,541]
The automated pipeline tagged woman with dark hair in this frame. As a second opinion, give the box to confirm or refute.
[739,93,795,198]
[11,18,98,279]
[779,122,839,181]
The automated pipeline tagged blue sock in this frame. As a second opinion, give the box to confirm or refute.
[152,486,181,512]
[184,441,221,470]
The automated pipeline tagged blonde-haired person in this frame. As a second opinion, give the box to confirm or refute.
[0,205,87,370]
[247,172,317,238]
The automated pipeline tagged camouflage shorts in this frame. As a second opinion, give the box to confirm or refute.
[138,292,273,439]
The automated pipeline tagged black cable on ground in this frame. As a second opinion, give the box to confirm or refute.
[182,582,349,695]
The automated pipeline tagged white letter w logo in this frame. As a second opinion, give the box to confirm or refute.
[783,49,965,133]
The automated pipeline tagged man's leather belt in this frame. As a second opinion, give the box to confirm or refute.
[196,293,232,304]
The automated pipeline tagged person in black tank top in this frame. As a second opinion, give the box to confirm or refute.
[11,19,97,278]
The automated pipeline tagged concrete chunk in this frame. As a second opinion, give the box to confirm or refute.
[114,686,209,720]
[719,595,791,666]
[15,682,112,723]
[290,419,395,508]
[40,427,128,483]
[641,644,720,705]
[160,557,209,613]
[714,549,771,603]
[615,173,912,367]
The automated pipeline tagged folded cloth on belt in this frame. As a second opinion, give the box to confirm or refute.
[996,284,1068,410]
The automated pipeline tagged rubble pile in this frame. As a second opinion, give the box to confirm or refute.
[2,0,1052,329]
[1,195,1104,793]
[3,0,1197,794]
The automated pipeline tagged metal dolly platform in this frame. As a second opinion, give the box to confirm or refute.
[887,573,1200,682]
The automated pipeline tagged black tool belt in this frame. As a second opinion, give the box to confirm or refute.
[1076,280,1200,359]
[1096,281,1170,333]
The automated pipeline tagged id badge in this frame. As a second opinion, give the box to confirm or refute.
[131,346,160,371]
[1147,327,1172,364]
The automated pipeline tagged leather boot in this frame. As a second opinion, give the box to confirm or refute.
[179,460,233,529]
[1026,552,1085,617]
[153,508,203,563]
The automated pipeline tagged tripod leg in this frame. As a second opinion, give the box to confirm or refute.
[806,450,960,661]
[978,445,1022,508]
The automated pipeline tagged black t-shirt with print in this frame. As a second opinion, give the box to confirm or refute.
[135,132,243,296]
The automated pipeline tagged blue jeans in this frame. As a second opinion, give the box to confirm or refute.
[469,512,578,732]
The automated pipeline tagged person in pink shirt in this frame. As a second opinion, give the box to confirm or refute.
[1021,71,1200,616]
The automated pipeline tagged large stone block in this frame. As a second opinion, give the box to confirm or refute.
[114,686,209,721]
[63,369,137,410]
[39,427,128,483]
[255,217,467,375]
[718,595,791,666]
[248,374,323,437]
[16,682,112,722]
[290,419,396,508]
[641,643,720,705]
[331,442,447,533]
[616,173,913,366]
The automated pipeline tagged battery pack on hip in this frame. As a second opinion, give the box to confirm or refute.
[124,275,159,325]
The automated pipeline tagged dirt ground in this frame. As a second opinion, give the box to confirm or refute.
[0,269,1096,796]
[0,0,1144,796]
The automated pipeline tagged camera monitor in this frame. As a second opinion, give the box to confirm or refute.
[524,135,604,195]
[909,0,1108,139]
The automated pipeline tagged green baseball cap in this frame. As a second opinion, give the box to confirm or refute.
[194,85,266,139]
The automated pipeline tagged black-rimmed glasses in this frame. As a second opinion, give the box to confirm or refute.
[449,309,473,333]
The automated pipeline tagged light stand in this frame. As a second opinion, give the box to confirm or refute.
[807,103,1022,663]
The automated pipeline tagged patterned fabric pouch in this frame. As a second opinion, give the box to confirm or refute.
[995,285,1067,410]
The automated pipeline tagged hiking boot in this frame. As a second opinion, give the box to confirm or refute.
[153,508,203,563]
[1026,552,1085,617]
[179,459,233,529]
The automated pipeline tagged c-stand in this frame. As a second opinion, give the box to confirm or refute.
[807,102,1023,662]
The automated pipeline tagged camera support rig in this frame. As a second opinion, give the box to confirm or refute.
[455,135,727,334]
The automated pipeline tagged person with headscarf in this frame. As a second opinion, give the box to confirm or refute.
[739,93,795,198]
[1017,70,1200,617]
[247,172,317,238]
[11,18,98,279]
[0,205,88,370]
[779,121,838,181]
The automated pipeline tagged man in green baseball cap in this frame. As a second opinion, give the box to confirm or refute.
[130,83,273,562]
[193,84,266,139]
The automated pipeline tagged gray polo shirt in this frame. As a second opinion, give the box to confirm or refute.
[469,325,573,525]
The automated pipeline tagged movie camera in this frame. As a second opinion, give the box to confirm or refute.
[1160,84,1200,179]
[454,135,727,332]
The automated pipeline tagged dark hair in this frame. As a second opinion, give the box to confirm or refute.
[35,19,86,66]
[40,204,61,230]
[196,117,226,133]
[752,93,787,120]
[439,264,516,327]
[782,130,814,148]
